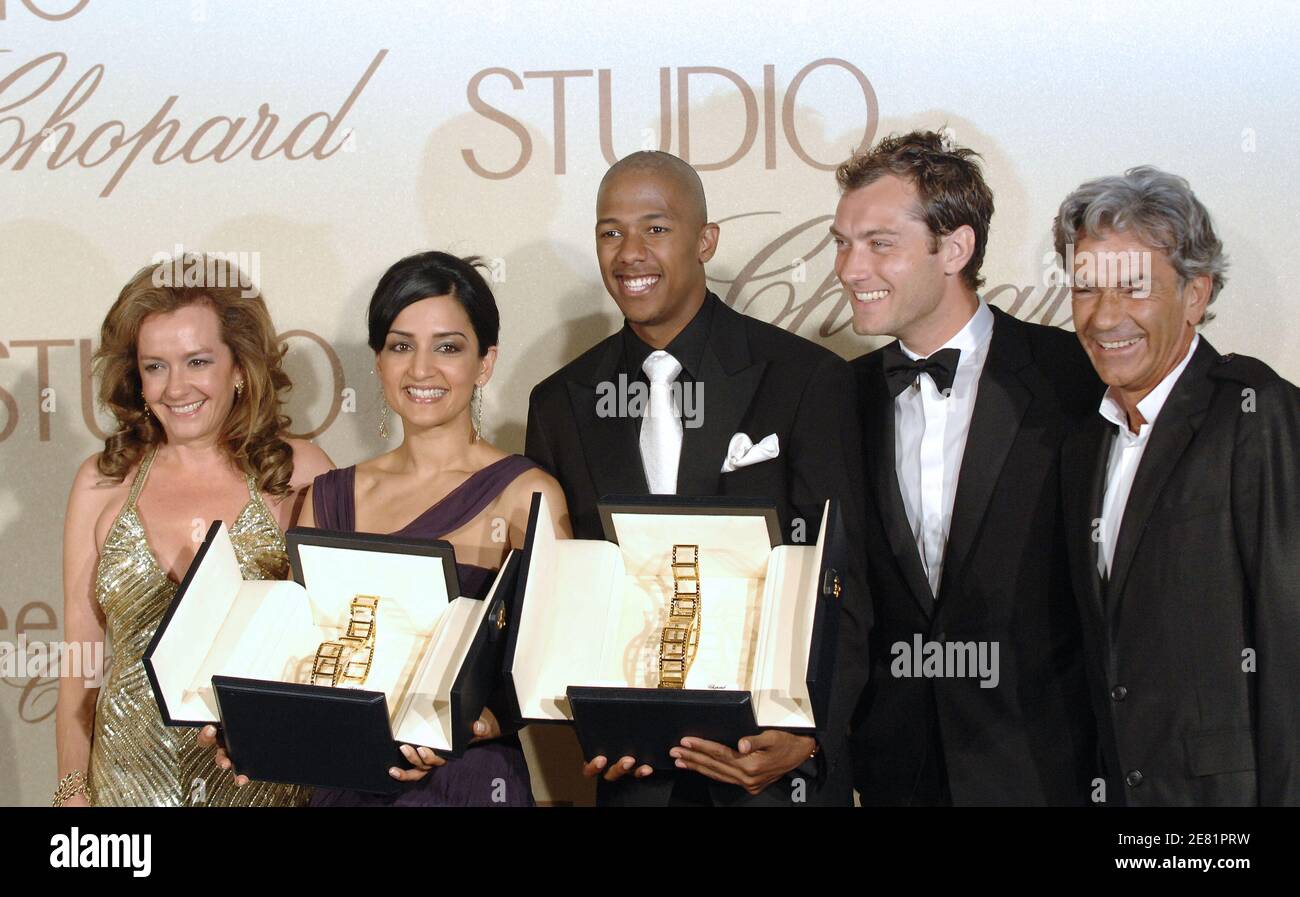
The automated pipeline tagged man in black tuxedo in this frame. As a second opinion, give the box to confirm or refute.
[1055,167,1300,806]
[525,151,868,806]
[834,131,1100,805]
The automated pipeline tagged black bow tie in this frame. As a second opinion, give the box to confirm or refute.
[882,343,962,398]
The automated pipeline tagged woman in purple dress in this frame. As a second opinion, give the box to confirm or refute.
[306,251,571,805]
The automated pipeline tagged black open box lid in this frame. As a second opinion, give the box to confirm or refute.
[144,521,518,794]
[503,492,843,769]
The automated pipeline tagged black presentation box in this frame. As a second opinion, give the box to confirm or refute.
[503,492,843,769]
[144,522,518,794]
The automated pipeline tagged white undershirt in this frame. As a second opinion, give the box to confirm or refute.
[1096,334,1200,578]
[894,300,995,597]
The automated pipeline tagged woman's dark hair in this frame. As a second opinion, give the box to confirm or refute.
[367,251,500,355]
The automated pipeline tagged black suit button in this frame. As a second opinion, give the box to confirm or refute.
[1125,770,1143,788]
[937,631,946,642]
[1110,685,1127,702]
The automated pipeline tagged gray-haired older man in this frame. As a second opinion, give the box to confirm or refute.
[1055,166,1300,807]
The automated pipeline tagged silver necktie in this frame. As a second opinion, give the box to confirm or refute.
[639,350,684,494]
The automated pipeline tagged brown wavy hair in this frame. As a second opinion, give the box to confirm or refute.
[94,255,296,496]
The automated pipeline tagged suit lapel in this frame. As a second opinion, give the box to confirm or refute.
[861,351,936,617]
[566,337,649,498]
[939,310,1032,596]
[1105,339,1219,609]
[1063,416,1111,623]
[676,300,767,496]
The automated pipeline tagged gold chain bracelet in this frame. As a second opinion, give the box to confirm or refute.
[658,544,701,689]
[53,769,92,807]
[312,595,379,687]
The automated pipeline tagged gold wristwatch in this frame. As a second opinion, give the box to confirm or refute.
[312,595,379,687]
[658,544,701,689]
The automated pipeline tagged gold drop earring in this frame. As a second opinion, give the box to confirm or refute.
[140,390,151,419]
[373,367,390,440]
[472,382,484,443]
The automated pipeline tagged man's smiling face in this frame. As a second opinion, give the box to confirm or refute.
[595,168,715,340]
[832,174,949,344]
[1070,229,1208,404]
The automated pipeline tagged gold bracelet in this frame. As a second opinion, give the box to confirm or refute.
[658,544,701,689]
[336,595,378,686]
[312,595,379,687]
[53,770,92,807]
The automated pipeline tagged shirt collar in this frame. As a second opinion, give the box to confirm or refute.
[1098,333,1201,437]
[622,290,716,380]
[899,298,994,363]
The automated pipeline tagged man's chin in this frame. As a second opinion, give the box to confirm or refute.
[607,290,652,320]
[613,296,680,329]
[618,307,661,328]
[1090,357,1144,392]
[851,309,893,338]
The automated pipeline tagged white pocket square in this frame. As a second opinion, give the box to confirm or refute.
[721,432,780,473]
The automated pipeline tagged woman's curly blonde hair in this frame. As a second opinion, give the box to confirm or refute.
[94,255,296,496]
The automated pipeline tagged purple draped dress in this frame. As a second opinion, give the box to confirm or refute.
[308,455,537,807]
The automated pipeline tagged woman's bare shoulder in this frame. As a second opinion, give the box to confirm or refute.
[69,452,134,501]
[502,463,564,508]
[285,438,334,489]
[68,453,133,546]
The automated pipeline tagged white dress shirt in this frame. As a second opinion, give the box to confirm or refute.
[1096,334,1200,578]
[894,299,995,597]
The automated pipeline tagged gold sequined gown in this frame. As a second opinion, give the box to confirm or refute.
[88,448,308,806]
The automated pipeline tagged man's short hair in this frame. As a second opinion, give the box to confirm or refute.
[599,151,708,226]
[836,129,995,290]
[1052,166,1229,314]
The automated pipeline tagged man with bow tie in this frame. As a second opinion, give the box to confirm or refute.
[525,150,869,807]
[832,130,1102,805]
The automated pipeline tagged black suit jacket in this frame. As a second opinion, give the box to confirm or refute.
[525,292,870,807]
[850,306,1101,806]
[1062,338,1300,806]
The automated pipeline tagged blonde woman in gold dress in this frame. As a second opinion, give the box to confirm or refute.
[54,256,333,807]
